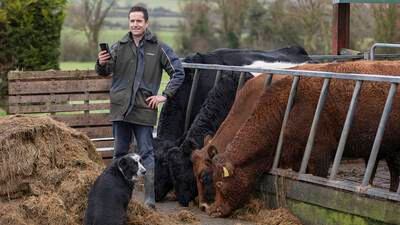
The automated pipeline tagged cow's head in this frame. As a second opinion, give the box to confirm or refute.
[168,147,197,207]
[207,155,241,218]
[191,135,220,210]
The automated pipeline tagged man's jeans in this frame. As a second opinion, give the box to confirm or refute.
[112,121,155,169]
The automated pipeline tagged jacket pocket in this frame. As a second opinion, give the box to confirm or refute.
[134,89,154,109]
[110,86,127,105]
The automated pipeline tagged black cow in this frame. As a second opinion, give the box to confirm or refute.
[167,72,253,206]
[156,46,310,140]
[154,46,310,205]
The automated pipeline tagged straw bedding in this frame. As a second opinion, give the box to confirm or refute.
[233,199,303,225]
[0,115,198,225]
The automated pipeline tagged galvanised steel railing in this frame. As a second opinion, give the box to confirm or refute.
[370,43,400,61]
[181,62,400,201]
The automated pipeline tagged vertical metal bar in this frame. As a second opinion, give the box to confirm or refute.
[370,44,377,61]
[237,72,245,91]
[361,83,397,187]
[329,80,363,180]
[273,76,300,169]
[184,69,200,131]
[213,70,222,87]
[299,78,331,174]
[264,74,273,88]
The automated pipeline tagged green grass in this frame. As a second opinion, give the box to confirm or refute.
[116,0,181,12]
[59,61,95,70]
[107,17,181,27]
[61,27,178,50]
[0,108,6,117]
[99,29,178,49]
[145,0,181,12]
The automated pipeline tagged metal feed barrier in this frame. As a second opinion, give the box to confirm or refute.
[178,62,400,224]
[181,62,400,201]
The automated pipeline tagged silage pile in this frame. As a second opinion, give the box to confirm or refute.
[0,115,198,225]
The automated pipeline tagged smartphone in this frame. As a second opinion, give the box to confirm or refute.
[99,43,112,59]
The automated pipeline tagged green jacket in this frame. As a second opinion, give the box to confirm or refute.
[95,31,185,126]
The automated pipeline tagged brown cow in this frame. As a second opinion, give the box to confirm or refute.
[206,60,400,217]
[191,74,287,210]
[191,75,266,209]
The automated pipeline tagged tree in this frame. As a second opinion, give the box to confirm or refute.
[0,3,9,107]
[373,4,399,47]
[212,0,256,48]
[67,0,115,58]
[176,0,218,55]
[349,4,374,52]
[0,3,10,72]
[1,0,66,109]
[292,0,331,54]
[244,0,304,50]
[4,0,67,70]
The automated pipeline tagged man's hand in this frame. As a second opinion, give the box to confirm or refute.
[98,50,111,65]
[146,95,167,109]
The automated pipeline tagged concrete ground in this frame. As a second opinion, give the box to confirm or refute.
[133,190,255,225]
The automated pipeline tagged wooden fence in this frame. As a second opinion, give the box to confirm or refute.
[7,70,114,159]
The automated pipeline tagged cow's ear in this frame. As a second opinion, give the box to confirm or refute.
[207,145,218,159]
[203,134,213,146]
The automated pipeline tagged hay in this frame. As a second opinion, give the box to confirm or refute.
[0,115,103,197]
[0,115,199,225]
[173,209,199,224]
[0,115,103,225]
[127,200,199,225]
[232,199,303,225]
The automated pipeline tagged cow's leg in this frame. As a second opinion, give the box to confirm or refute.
[307,130,336,178]
[385,153,400,192]
[280,102,317,172]
[282,100,336,177]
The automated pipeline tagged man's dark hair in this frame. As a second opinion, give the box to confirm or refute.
[128,5,149,21]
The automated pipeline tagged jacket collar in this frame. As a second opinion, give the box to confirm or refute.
[119,29,158,44]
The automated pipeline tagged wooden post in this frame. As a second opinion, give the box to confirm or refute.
[332,3,350,55]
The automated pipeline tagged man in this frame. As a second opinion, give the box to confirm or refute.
[95,5,185,209]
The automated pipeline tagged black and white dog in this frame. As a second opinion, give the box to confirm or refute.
[84,153,146,225]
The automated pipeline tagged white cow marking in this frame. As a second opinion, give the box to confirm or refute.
[243,61,306,76]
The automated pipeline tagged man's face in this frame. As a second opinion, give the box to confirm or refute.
[129,11,148,38]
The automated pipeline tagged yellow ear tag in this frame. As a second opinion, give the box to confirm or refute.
[223,167,230,177]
